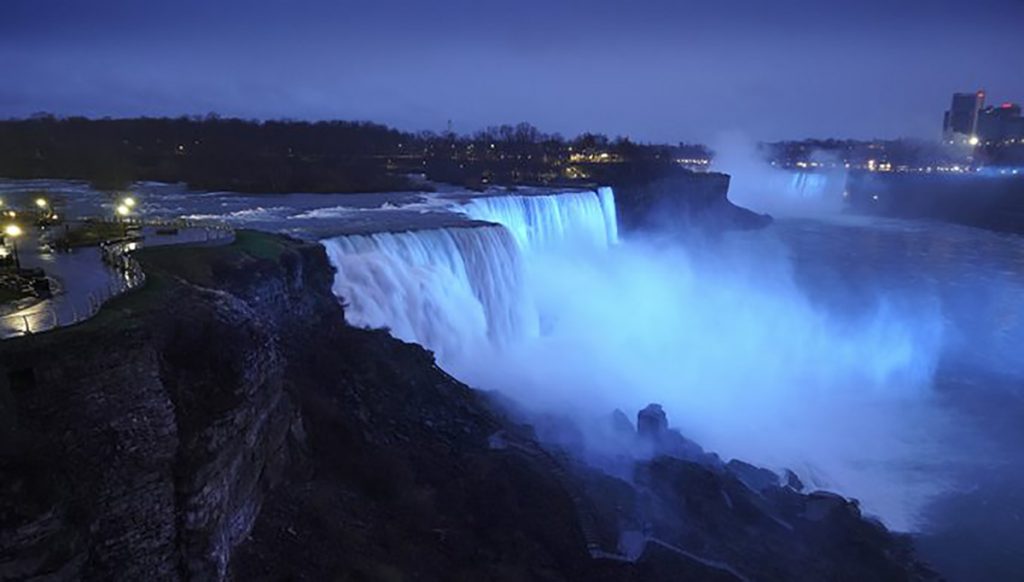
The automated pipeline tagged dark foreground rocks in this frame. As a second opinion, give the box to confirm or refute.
[0,232,935,581]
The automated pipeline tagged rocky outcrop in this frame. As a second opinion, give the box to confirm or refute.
[0,232,934,581]
[610,168,772,234]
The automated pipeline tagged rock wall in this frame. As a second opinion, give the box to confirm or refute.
[610,169,771,234]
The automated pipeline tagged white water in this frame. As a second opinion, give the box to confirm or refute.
[322,224,537,366]
[322,186,948,531]
[456,189,618,253]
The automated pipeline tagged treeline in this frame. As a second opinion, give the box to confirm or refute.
[0,115,712,193]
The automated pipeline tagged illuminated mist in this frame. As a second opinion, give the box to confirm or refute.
[712,132,849,217]
[324,188,952,531]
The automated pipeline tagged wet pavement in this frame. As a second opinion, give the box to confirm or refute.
[0,223,232,339]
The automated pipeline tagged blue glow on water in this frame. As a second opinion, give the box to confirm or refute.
[323,186,952,530]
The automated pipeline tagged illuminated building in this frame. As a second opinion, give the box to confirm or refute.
[977,102,1024,145]
[943,90,985,144]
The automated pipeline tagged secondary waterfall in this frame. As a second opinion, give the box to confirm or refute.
[321,188,618,365]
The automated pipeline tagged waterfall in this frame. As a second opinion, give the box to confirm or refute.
[321,188,620,364]
[322,224,538,365]
[457,189,618,253]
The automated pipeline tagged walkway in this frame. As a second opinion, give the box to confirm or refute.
[0,223,233,339]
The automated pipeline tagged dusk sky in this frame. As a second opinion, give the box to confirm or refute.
[2,0,1023,143]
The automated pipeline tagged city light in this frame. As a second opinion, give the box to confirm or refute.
[116,204,131,217]
[968,135,980,146]
[122,196,137,208]
[4,224,23,238]
[35,198,48,208]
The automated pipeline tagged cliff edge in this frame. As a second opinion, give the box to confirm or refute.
[0,232,933,581]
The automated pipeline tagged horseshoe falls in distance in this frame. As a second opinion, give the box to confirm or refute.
[320,188,619,367]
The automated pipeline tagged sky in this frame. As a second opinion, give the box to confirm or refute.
[2,0,1023,143]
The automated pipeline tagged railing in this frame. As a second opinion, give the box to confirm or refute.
[0,244,145,338]
[0,220,234,339]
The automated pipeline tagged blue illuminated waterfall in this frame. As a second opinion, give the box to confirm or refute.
[321,188,618,364]
[457,188,619,252]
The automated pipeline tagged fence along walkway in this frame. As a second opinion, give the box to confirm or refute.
[0,222,233,339]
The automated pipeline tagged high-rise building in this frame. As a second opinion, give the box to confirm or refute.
[943,90,985,143]
[978,102,1024,145]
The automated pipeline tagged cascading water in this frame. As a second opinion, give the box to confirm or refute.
[456,189,618,252]
[319,188,618,364]
[321,224,538,366]
[320,185,945,530]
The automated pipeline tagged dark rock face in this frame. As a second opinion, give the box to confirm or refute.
[611,169,772,234]
[0,233,935,581]
[637,404,668,438]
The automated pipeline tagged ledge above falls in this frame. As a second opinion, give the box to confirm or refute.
[609,167,773,233]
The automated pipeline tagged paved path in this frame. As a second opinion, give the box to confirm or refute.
[0,223,233,339]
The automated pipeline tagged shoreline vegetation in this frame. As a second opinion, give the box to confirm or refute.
[0,114,713,194]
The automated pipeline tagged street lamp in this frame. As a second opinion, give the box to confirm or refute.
[4,224,22,270]
[122,196,137,208]
[34,197,53,221]
[116,204,131,238]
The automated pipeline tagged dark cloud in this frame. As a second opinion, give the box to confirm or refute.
[3,0,1023,141]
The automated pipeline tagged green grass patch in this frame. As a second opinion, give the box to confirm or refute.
[231,230,292,260]
[55,221,128,248]
[36,230,297,337]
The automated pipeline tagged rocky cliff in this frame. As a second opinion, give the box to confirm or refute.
[610,168,772,234]
[0,232,934,581]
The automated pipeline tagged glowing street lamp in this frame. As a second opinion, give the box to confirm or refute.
[116,204,132,237]
[122,196,137,208]
[968,135,980,147]
[35,198,48,209]
[4,223,22,269]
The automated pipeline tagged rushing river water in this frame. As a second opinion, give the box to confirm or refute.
[2,178,1021,580]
